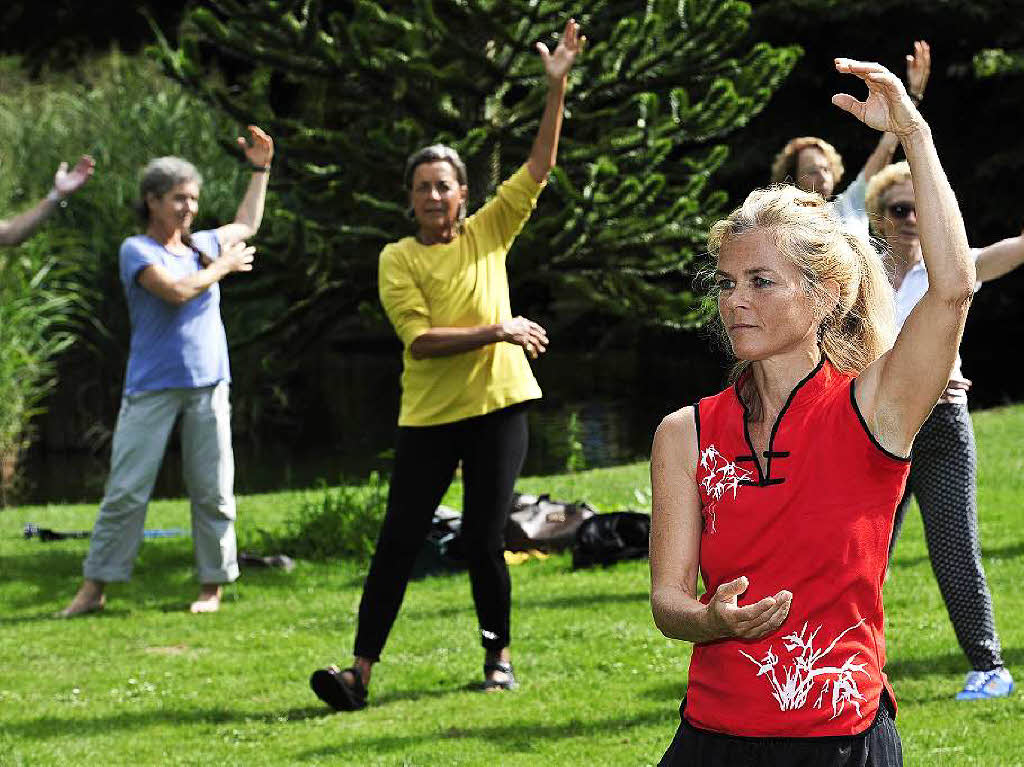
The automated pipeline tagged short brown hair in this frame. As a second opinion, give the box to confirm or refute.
[771,137,845,187]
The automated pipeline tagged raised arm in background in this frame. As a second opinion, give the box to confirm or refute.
[975,228,1024,283]
[836,58,976,456]
[526,18,585,183]
[0,156,95,246]
[858,41,931,184]
[215,125,274,248]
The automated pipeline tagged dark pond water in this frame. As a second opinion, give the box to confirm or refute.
[15,347,726,505]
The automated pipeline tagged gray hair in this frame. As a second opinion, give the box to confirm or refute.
[135,156,203,222]
[403,144,468,190]
[403,144,469,224]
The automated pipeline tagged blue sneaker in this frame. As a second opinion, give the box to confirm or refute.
[956,668,1014,700]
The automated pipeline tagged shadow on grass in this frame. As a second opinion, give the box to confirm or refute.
[887,646,1024,681]
[6,684,473,740]
[402,589,648,621]
[640,681,688,702]
[891,540,1024,570]
[1,541,314,614]
[294,708,674,761]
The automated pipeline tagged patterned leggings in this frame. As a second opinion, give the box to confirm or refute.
[889,403,1004,671]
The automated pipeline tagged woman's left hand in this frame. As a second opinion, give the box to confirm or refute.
[53,155,96,197]
[237,125,275,168]
[906,40,930,100]
[832,59,923,138]
[536,18,585,85]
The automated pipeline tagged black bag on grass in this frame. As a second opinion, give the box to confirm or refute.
[505,493,596,552]
[571,511,650,569]
[411,506,466,578]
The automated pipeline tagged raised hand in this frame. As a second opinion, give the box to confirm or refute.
[832,59,923,137]
[53,155,96,198]
[236,125,274,168]
[906,40,931,100]
[705,576,793,640]
[536,18,585,84]
[500,316,549,359]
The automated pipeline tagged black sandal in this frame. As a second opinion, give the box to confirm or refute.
[310,665,368,711]
[482,661,518,691]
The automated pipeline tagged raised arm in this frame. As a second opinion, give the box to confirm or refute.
[0,156,95,247]
[975,230,1024,283]
[215,125,274,249]
[650,409,792,643]
[857,42,930,183]
[835,59,975,455]
[526,19,584,184]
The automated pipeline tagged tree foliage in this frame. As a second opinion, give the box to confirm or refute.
[152,0,798,355]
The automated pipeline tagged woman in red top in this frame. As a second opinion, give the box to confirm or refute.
[650,58,976,765]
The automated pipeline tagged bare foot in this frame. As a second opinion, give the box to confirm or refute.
[56,580,106,618]
[189,584,223,614]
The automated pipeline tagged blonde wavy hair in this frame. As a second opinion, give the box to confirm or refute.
[770,137,845,187]
[707,185,896,420]
[865,161,913,236]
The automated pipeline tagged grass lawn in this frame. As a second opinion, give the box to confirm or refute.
[1,405,1023,765]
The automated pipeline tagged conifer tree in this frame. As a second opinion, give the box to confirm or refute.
[153,0,798,352]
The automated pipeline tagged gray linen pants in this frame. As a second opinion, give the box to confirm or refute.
[83,382,239,584]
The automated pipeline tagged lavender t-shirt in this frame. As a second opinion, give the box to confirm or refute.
[119,229,230,394]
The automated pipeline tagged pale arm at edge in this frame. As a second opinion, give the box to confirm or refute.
[650,407,721,643]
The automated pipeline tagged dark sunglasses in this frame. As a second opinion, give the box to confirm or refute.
[886,203,915,219]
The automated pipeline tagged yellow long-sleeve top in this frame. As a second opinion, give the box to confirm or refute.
[379,164,545,427]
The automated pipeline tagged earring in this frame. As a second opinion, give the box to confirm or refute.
[405,206,415,220]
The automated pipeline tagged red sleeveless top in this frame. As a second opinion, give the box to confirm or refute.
[685,358,910,737]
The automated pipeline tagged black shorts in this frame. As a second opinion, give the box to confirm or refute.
[659,694,902,767]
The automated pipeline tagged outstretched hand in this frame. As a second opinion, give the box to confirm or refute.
[705,576,792,641]
[536,18,585,84]
[500,315,549,360]
[236,125,274,168]
[53,155,96,198]
[832,59,923,137]
[906,40,931,99]
[220,240,256,275]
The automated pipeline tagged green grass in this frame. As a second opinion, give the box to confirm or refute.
[1,406,1023,765]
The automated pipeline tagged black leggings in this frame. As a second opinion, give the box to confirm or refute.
[353,403,529,661]
[889,402,1003,671]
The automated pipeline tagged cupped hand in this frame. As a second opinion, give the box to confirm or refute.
[832,59,923,137]
[500,315,549,359]
[536,18,585,84]
[221,241,256,274]
[705,576,792,641]
[53,155,96,197]
[906,40,930,98]
[237,125,274,167]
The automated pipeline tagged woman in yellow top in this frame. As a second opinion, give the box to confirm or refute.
[310,19,585,711]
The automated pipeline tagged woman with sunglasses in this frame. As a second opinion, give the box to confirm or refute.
[865,162,1021,700]
[651,57,974,764]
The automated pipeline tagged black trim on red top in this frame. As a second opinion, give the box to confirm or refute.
[733,355,827,486]
[693,401,701,447]
[849,379,913,463]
